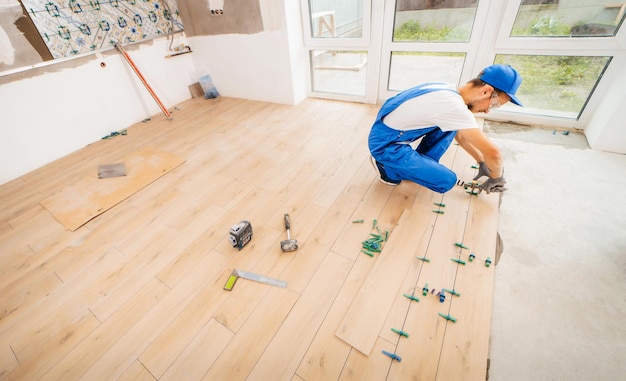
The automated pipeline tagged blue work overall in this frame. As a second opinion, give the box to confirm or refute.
[368,83,459,193]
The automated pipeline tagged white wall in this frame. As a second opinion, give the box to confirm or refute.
[584,56,626,154]
[188,0,306,105]
[0,0,308,185]
[0,37,196,185]
[188,31,299,105]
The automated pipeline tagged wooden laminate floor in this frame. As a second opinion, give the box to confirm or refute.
[0,97,499,380]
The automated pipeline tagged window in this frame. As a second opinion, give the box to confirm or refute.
[388,52,466,91]
[495,54,612,119]
[305,0,370,99]
[511,0,626,38]
[310,50,367,96]
[392,0,478,42]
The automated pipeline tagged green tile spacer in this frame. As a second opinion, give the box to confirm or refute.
[403,293,420,302]
[361,249,375,257]
[372,219,377,229]
[432,210,444,214]
[391,328,409,338]
[471,165,479,169]
[455,242,470,250]
[443,288,461,297]
[485,257,492,267]
[439,313,457,323]
[416,256,430,263]
[422,283,429,296]
[469,253,476,262]
[433,202,446,207]
[352,219,364,223]
[451,258,466,265]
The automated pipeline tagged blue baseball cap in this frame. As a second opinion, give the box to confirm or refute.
[479,64,523,106]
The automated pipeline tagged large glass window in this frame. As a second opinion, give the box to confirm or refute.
[308,0,363,38]
[388,52,465,91]
[495,54,612,119]
[512,0,626,37]
[306,1,368,98]
[303,0,622,127]
[393,0,479,42]
[310,50,367,96]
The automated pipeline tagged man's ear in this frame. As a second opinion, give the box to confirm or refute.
[481,83,494,95]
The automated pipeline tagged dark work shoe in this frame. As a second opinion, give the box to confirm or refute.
[370,156,400,186]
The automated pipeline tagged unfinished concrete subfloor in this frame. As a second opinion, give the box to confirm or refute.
[487,121,626,381]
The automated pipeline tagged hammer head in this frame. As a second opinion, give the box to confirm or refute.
[280,239,298,252]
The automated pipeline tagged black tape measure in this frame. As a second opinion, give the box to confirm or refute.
[228,220,253,250]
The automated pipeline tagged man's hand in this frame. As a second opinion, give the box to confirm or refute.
[473,162,491,180]
[480,176,507,194]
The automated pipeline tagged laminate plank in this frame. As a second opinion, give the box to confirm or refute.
[311,143,370,209]
[335,186,438,356]
[295,253,377,381]
[0,244,34,292]
[156,208,227,288]
[259,171,330,233]
[4,310,100,381]
[385,146,484,380]
[0,336,18,379]
[137,250,231,379]
[0,267,62,327]
[117,361,157,381]
[200,287,299,381]
[88,225,179,321]
[2,248,126,360]
[247,252,352,380]
[338,339,395,381]
[329,181,394,260]
[135,265,233,379]
[279,184,368,294]
[78,256,229,380]
[2,204,61,251]
[39,277,170,381]
[210,225,286,333]
[159,318,234,381]
[435,195,499,381]
[51,201,158,283]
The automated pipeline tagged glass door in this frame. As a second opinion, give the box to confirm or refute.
[301,0,380,103]
[379,0,486,99]
[302,0,625,129]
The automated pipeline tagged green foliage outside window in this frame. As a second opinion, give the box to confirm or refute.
[393,20,469,42]
[393,19,609,113]
[496,55,609,113]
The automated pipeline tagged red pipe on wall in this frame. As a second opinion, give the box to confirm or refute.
[115,44,173,120]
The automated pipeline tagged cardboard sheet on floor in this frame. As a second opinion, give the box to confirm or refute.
[41,147,185,231]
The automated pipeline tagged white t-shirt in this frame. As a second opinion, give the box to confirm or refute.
[382,84,478,132]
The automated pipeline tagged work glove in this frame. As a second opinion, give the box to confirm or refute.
[480,176,508,194]
[473,162,491,180]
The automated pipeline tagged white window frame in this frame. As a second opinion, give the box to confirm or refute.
[300,0,384,103]
[300,0,626,131]
[476,0,626,129]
